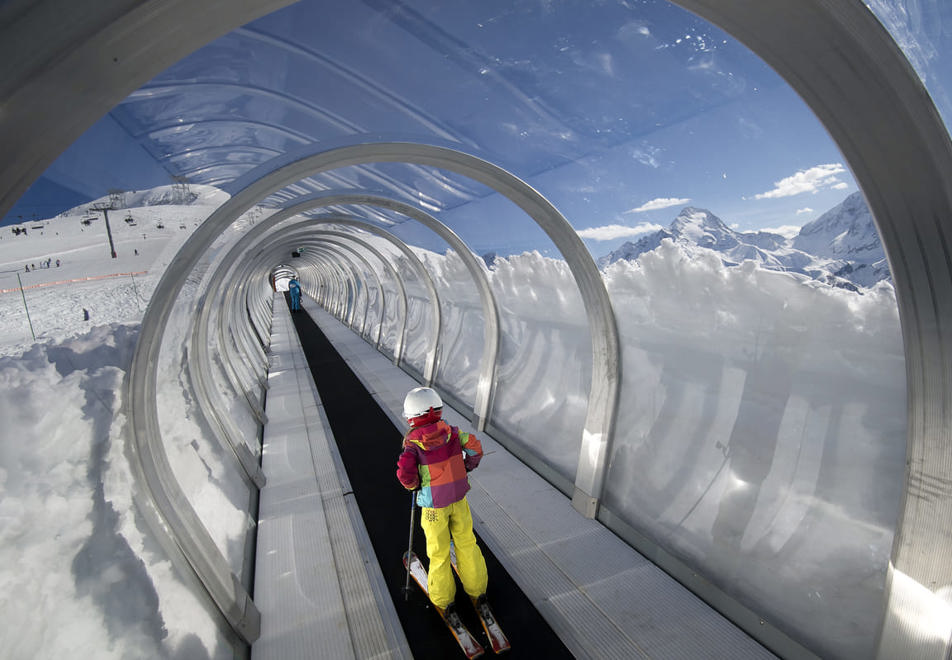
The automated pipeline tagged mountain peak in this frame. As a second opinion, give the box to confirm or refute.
[598,193,888,289]
[669,206,737,250]
[792,191,881,263]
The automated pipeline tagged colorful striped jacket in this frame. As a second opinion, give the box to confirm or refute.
[396,420,483,508]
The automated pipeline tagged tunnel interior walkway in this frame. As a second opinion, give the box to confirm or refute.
[286,291,573,658]
[251,290,778,659]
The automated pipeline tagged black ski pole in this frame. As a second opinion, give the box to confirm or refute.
[404,491,417,600]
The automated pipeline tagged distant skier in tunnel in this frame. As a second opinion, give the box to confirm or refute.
[288,277,301,312]
[396,387,498,628]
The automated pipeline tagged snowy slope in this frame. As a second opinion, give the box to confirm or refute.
[0,185,230,354]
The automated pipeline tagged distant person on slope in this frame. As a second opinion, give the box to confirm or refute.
[396,387,493,623]
[288,278,302,312]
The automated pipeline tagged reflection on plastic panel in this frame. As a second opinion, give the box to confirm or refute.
[433,299,481,405]
[488,253,593,482]
[401,294,429,375]
[602,254,905,659]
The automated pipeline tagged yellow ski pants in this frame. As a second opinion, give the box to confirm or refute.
[420,496,488,609]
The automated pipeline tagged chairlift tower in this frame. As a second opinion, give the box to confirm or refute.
[171,174,192,204]
[89,201,118,258]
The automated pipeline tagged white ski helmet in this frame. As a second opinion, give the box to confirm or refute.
[403,387,443,422]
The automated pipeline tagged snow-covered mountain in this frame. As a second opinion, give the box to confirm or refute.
[793,191,891,288]
[598,192,888,290]
[58,184,229,216]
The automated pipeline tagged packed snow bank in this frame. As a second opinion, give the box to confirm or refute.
[0,325,225,659]
[0,188,255,658]
[600,240,904,660]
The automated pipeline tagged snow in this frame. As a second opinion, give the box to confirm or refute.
[0,186,237,658]
[0,184,906,659]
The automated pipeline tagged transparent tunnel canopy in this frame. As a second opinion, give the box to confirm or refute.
[22,0,952,657]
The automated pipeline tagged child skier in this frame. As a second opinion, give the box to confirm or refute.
[288,278,301,312]
[396,386,491,623]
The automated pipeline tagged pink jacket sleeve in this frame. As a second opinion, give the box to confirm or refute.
[459,430,482,471]
[396,444,420,490]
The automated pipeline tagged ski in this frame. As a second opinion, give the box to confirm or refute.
[403,551,485,659]
[450,544,511,654]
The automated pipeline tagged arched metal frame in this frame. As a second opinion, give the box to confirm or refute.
[286,192,502,431]
[188,286,267,489]
[127,143,622,646]
[277,228,406,349]
[205,206,435,383]
[183,143,623,516]
[668,3,952,655]
[305,244,364,326]
[220,273,268,421]
[304,238,384,339]
[303,216,439,382]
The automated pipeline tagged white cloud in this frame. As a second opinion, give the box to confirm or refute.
[625,197,690,213]
[630,146,662,169]
[754,163,847,199]
[760,224,802,239]
[796,208,814,215]
[577,223,662,241]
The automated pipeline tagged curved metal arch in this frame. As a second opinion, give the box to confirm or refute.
[219,143,620,514]
[246,207,440,378]
[301,239,382,336]
[290,248,350,317]
[238,224,431,386]
[667,4,952,657]
[193,236,292,426]
[226,268,270,375]
[294,248,348,319]
[192,208,410,422]
[300,243,366,327]
[279,192,501,430]
[136,142,621,519]
[278,227,408,350]
[188,285,267,490]
[245,272,273,347]
[195,206,428,411]
[218,271,269,421]
[304,217,437,377]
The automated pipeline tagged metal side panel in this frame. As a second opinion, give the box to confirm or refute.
[253,299,410,660]
[252,303,355,660]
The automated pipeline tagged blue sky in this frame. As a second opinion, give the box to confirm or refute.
[5,0,949,262]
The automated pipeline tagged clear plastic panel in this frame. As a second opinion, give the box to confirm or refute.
[155,259,256,578]
[432,250,482,407]
[401,293,430,376]
[378,278,401,358]
[602,244,906,659]
[361,280,381,341]
[865,1,952,135]
[489,252,591,483]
